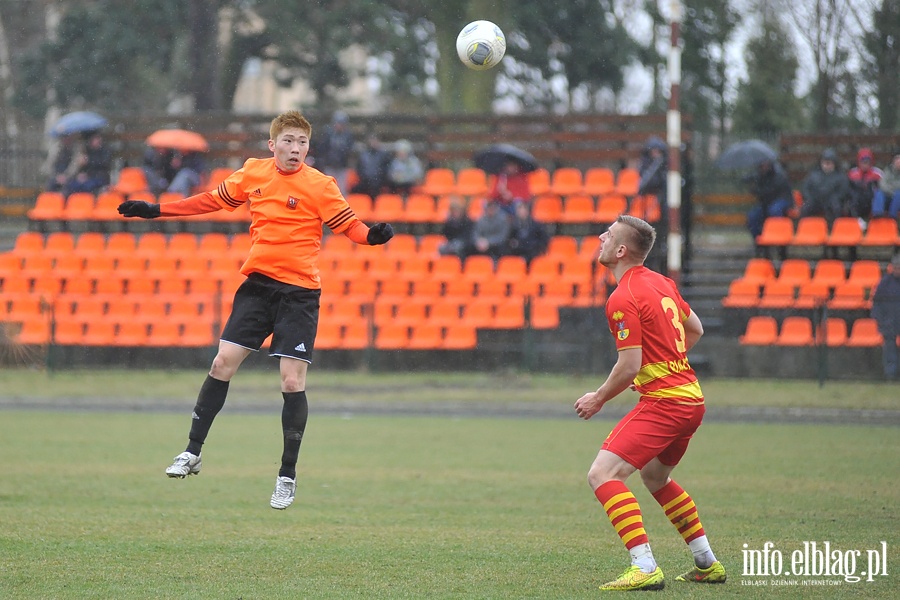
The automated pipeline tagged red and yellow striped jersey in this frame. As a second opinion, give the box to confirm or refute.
[606,265,704,404]
[212,158,359,289]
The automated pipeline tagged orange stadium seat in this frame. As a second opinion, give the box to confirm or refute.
[442,325,478,349]
[92,191,125,221]
[455,168,489,196]
[372,193,406,222]
[777,259,812,287]
[583,167,615,197]
[493,298,525,328]
[28,192,66,222]
[407,323,445,350]
[560,195,596,223]
[107,232,137,254]
[207,167,233,189]
[345,193,373,221]
[374,324,409,349]
[819,317,848,347]
[861,217,899,247]
[44,232,76,256]
[494,256,528,284]
[739,316,778,345]
[628,195,661,223]
[847,260,882,288]
[546,236,578,259]
[596,194,628,224]
[418,168,456,196]
[73,232,106,258]
[613,168,640,196]
[531,194,563,223]
[13,231,45,257]
[112,167,149,195]
[462,298,495,328]
[530,299,560,329]
[845,318,883,347]
[826,217,863,249]
[811,259,845,289]
[62,192,96,221]
[775,316,814,346]
[792,216,828,247]
[527,169,551,196]
[827,282,869,310]
[756,217,794,247]
[721,279,761,308]
[14,317,51,345]
[550,168,584,196]
[758,279,796,309]
[738,258,776,286]
[403,193,438,223]
[793,280,831,309]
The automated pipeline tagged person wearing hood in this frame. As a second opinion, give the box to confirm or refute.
[745,158,794,239]
[872,152,900,219]
[313,111,355,195]
[871,253,900,381]
[800,149,851,224]
[847,147,883,221]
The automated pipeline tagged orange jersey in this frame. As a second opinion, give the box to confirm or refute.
[212,158,359,289]
[606,265,704,404]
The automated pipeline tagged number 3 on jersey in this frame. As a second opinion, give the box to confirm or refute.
[660,296,686,354]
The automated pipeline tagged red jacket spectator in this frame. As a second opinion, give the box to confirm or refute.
[847,147,883,219]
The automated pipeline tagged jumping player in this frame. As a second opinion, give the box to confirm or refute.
[574,215,725,590]
[118,110,393,510]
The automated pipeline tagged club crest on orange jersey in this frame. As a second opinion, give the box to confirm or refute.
[286,196,298,210]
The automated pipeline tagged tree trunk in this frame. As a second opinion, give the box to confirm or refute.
[0,5,18,137]
[189,0,222,111]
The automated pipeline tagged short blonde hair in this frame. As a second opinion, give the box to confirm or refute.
[616,215,657,260]
[270,110,312,141]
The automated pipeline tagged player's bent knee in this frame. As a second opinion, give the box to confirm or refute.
[209,355,240,381]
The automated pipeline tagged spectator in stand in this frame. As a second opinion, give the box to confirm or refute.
[871,253,900,381]
[437,198,474,259]
[166,151,207,197]
[506,201,549,264]
[744,158,794,240]
[872,152,900,220]
[470,199,512,262]
[637,136,668,222]
[800,148,851,225]
[386,139,424,196]
[351,134,391,198]
[53,131,112,196]
[46,134,79,192]
[488,159,532,216]
[144,146,177,195]
[847,147,883,222]
[313,111,355,195]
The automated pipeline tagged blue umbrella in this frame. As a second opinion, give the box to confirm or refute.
[50,111,108,137]
[715,140,778,170]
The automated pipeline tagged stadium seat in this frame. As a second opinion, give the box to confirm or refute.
[207,167,233,189]
[793,280,831,309]
[613,168,640,196]
[811,259,846,289]
[107,232,137,254]
[827,282,869,310]
[596,194,628,224]
[442,325,478,349]
[27,192,65,221]
[428,301,462,327]
[315,321,342,350]
[44,232,76,257]
[493,299,526,328]
[92,191,126,221]
[168,233,199,256]
[494,256,528,284]
[530,299,560,329]
[342,322,371,350]
[407,323,444,350]
[418,234,445,256]
[463,255,496,281]
[777,259,812,287]
[378,278,411,300]
[345,193,373,221]
[181,321,216,347]
[418,168,456,196]
[444,278,476,300]
[847,260,882,288]
[826,217,863,248]
[135,232,169,259]
[82,321,117,346]
[62,192,96,221]
[431,255,463,280]
[721,279,761,308]
[583,167,615,197]
[546,236,578,259]
[756,216,794,247]
[739,258,776,286]
[845,318,883,347]
[819,317,848,347]
[792,216,828,247]
[372,194,406,222]
[197,233,230,257]
[775,316,814,346]
[462,299,495,328]
[73,232,106,258]
[14,317,51,345]
[476,278,508,299]
[628,195,661,223]
[560,194,596,223]
[531,194,563,223]
[112,167,149,195]
[12,232,45,257]
[374,324,409,349]
[527,168,551,196]
[403,194,438,223]
[455,168,489,196]
[550,168,584,196]
[116,322,150,347]
[739,316,778,345]
[860,217,899,247]
[758,279,796,309]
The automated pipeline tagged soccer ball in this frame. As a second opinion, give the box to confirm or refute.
[456,20,506,71]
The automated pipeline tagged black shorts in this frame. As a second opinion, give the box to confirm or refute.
[221,273,321,363]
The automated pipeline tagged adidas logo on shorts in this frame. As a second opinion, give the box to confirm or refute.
[294,342,306,352]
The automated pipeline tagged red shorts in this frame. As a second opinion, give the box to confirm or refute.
[601,398,705,470]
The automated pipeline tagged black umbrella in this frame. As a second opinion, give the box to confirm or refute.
[473,143,539,174]
[50,111,108,137]
[715,140,778,170]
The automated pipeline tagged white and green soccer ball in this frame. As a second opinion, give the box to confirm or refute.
[456,20,506,71]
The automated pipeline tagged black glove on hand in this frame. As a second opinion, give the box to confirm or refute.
[367,222,394,245]
[117,201,161,219]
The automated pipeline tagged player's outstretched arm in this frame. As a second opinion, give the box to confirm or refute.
[343,220,394,246]
[118,193,222,219]
[575,348,642,420]
[118,200,160,219]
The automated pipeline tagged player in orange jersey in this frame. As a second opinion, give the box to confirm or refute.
[118,110,393,510]
[574,215,725,590]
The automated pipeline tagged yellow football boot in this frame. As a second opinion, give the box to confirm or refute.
[599,565,665,591]
[674,560,727,583]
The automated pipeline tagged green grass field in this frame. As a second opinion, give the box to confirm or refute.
[1,371,898,598]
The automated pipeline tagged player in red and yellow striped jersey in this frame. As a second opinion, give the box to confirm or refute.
[118,110,393,510]
[574,215,726,590]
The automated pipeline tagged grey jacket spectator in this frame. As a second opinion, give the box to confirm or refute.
[507,202,549,263]
[800,149,851,223]
[745,160,794,239]
[871,254,900,380]
[315,111,355,195]
[438,200,474,258]
[471,200,511,260]
[387,140,424,195]
[351,135,391,198]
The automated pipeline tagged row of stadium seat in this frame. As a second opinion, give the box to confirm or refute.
[756,216,900,249]
[740,315,886,347]
[27,188,659,227]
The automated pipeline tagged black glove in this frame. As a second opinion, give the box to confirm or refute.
[367,222,394,245]
[117,201,161,219]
